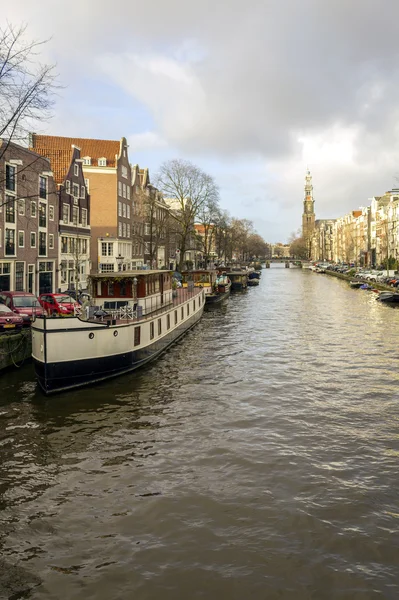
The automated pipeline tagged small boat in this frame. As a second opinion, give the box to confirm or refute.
[205,272,231,306]
[247,278,260,286]
[349,281,363,288]
[376,292,399,303]
[226,269,248,291]
[32,270,205,394]
[248,270,261,280]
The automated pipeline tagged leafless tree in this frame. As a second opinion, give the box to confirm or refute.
[155,159,219,271]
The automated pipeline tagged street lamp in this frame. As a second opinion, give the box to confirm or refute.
[116,254,124,272]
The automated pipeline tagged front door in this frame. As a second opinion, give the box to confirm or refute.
[0,275,10,291]
[39,272,53,294]
[28,265,35,294]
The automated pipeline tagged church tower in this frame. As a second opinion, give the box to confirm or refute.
[302,169,315,243]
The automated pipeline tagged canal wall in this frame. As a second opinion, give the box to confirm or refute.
[324,269,392,291]
[0,330,32,372]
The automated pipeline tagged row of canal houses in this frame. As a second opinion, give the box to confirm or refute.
[312,190,399,267]
[0,135,196,295]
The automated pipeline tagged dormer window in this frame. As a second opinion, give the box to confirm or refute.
[98,157,107,167]
[74,164,79,176]
[83,157,91,166]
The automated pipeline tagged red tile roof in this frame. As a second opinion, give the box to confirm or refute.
[30,134,121,184]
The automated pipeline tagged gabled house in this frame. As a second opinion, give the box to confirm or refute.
[0,140,58,294]
[31,135,134,275]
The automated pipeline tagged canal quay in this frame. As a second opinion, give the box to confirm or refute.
[1,265,399,599]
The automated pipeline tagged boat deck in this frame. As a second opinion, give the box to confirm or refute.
[80,286,203,325]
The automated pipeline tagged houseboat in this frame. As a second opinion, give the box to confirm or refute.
[31,270,205,394]
[205,272,231,306]
[226,269,248,291]
[181,269,217,295]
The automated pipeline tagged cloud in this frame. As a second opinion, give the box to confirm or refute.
[4,0,399,241]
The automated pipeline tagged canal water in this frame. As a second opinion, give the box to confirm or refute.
[1,266,399,599]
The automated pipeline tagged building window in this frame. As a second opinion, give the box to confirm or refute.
[31,232,36,248]
[122,165,127,177]
[15,262,24,292]
[123,222,127,237]
[5,199,15,223]
[107,282,114,296]
[39,176,47,199]
[83,157,91,165]
[5,229,15,255]
[118,181,122,196]
[127,223,130,238]
[80,185,85,199]
[98,157,107,167]
[122,203,126,218]
[39,202,46,227]
[99,263,114,272]
[65,180,71,193]
[63,204,70,224]
[118,201,122,217]
[61,236,68,253]
[101,242,113,256]
[39,232,46,256]
[127,205,130,219]
[145,223,151,235]
[74,164,79,176]
[18,230,24,248]
[72,183,79,198]
[6,164,16,191]
[134,326,141,346]
[49,205,54,220]
[82,208,87,227]
[31,201,37,217]
[158,318,162,335]
[18,199,25,216]
[82,238,87,254]
[118,222,122,237]
[49,234,54,250]
[122,183,126,198]
[72,206,79,225]
[84,178,90,192]
[150,321,154,340]
[127,186,130,200]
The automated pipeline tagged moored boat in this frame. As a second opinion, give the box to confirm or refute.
[247,278,260,286]
[205,272,231,306]
[226,269,248,291]
[31,270,205,394]
[376,291,399,304]
[349,281,364,288]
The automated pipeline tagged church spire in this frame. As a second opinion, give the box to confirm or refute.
[302,169,315,246]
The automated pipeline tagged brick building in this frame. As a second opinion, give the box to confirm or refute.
[0,140,58,294]
[31,135,134,275]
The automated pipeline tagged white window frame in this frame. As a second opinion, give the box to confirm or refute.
[118,181,122,196]
[118,222,122,237]
[31,201,36,218]
[98,157,107,167]
[81,185,85,199]
[122,183,126,198]
[127,205,130,219]
[49,205,54,221]
[74,164,79,176]
[30,231,36,248]
[122,222,126,237]
[65,180,71,193]
[63,204,70,224]
[49,233,54,250]
[83,157,91,166]
[82,208,87,227]
[118,201,122,217]
[18,230,24,248]
[122,203,126,218]
[84,178,90,192]
[127,186,130,200]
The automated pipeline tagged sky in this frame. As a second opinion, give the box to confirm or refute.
[4,0,399,242]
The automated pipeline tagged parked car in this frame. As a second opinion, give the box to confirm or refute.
[0,291,45,325]
[0,304,24,331]
[39,293,80,316]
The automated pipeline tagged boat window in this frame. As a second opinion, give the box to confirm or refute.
[134,326,141,346]
[150,321,154,340]
[158,318,162,335]
[187,304,190,316]
[174,310,178,325]
[167,314,170,330]
[193,300,196,310]
[107,282,114,296]
[181,307,184,320]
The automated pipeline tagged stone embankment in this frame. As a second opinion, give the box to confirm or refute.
[0,330,32,372]
[324,269,393,291]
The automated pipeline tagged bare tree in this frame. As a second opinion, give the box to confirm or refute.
[155,159,219,271]
[0,23,58,209]
[196,195,220,266]
[0,23,58,151]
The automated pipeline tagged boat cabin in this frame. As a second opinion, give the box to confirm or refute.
[89,270,172,315]
[181,269,218,294]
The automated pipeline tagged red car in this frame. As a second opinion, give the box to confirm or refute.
[0,291,45,325]
[39,293,80,316]
[0,304,24,331]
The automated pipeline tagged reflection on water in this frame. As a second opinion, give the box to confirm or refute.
[1,267,399,599]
